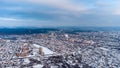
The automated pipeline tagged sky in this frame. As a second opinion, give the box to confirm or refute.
[0,0,120,27]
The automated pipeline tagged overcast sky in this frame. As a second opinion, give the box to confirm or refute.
[0,0,120,27]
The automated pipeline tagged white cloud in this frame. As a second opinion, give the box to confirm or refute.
[96,0,113,6]
[4,0,87,13]
[0,17,52,27]
[114,9,120,15]
[0,17,18,21]
[31,0,86,12]
[95,0,120,15]
[113,1,120,15]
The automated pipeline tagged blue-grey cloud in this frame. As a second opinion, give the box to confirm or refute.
[0,0,120,27]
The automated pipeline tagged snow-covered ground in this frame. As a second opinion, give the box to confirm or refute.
[33,44,54,55]
[33,64,43,68]
[23,58,30,64]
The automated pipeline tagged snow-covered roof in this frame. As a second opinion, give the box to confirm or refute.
[33,64,43,68]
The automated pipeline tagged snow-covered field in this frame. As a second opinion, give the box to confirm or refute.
[33,44,54,55]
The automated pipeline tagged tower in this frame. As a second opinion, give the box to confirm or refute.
[39,47,43,56]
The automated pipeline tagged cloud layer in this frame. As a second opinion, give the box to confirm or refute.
[0,0,120,27]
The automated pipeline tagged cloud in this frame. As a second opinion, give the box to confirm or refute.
[0,17,53,27]
[30,0,87,12]
[2,0,88,13]
[113,1,120,15]
[95,0,120,15]
[114,9,120,15]
[0,0,120,27]
[0,17,18,21]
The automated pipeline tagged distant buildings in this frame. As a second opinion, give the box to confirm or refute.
[0,31,120,67]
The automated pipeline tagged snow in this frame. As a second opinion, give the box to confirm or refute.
[65,34,69,38]
[99,47,109,51]
[24,58,30,64]
[33,64,43,68]
[51,66,59,68]
[33,44,41,48]
[33,44,54,55]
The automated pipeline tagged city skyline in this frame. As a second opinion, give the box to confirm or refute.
[0,0,120,27]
